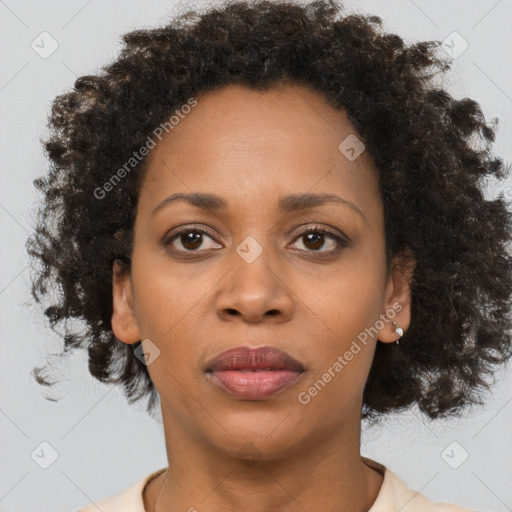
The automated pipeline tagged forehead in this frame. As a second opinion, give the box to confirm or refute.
[139,82,381,218]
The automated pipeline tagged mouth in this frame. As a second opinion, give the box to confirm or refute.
[205,346,305,400]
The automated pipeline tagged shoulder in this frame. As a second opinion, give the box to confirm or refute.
[364,458,477,512]
[72,468,166,512]
[384,470,478,512]
[432,504,477,512]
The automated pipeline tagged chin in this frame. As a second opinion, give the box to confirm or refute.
[202,410,312,461]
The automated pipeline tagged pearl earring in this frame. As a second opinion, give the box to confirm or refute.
[392,321,404,345]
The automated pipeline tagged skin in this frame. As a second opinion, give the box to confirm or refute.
[111,81,415,512]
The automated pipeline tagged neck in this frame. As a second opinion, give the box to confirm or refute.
[144,404,384,512]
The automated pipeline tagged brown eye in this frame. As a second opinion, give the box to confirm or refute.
[178,231,204,250]
[302,232,328,251]
[166,227,221,252]
[290,227,348,254]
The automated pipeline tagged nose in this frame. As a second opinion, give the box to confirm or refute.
[215,244,294,324]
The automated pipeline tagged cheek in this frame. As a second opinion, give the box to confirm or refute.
[297,249,386,390]
[295,290,380,416]
[129,245,210,367]
[312,251,386,339]
[129,260,209,411]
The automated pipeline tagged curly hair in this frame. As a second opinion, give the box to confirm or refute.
[27,0,512,424]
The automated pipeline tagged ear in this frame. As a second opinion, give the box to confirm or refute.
[111,260,141,344]
[377,248,415,344]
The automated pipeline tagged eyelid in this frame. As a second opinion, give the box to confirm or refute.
[290,229,349,259]
[164,224,347,241]
[164,224,220,245]
[164,223,350,252]
[290,223,350,245]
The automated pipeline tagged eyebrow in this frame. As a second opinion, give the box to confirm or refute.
[150,192,367,224]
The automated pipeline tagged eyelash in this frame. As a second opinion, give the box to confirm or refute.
[164,224,349,256]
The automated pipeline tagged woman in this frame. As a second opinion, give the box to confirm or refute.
[27,0,512,510]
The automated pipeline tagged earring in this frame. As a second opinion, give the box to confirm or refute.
[392,321,404,345]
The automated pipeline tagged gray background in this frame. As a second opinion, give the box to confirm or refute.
[1,0,511,511]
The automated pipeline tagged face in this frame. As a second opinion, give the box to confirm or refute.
[112,82,413,460]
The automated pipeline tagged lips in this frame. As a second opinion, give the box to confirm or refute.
[205,346,305,400]
[205,346,305,372]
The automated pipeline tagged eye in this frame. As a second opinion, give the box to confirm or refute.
[165,226,221,252]
[163,224,349,256]
[289,225,348,254]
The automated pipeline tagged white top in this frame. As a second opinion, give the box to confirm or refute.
[75,457,476,512]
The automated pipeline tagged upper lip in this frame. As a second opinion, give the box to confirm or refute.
[205,346,305,372]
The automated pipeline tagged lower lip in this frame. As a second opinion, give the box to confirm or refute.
[208,370,303,400]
